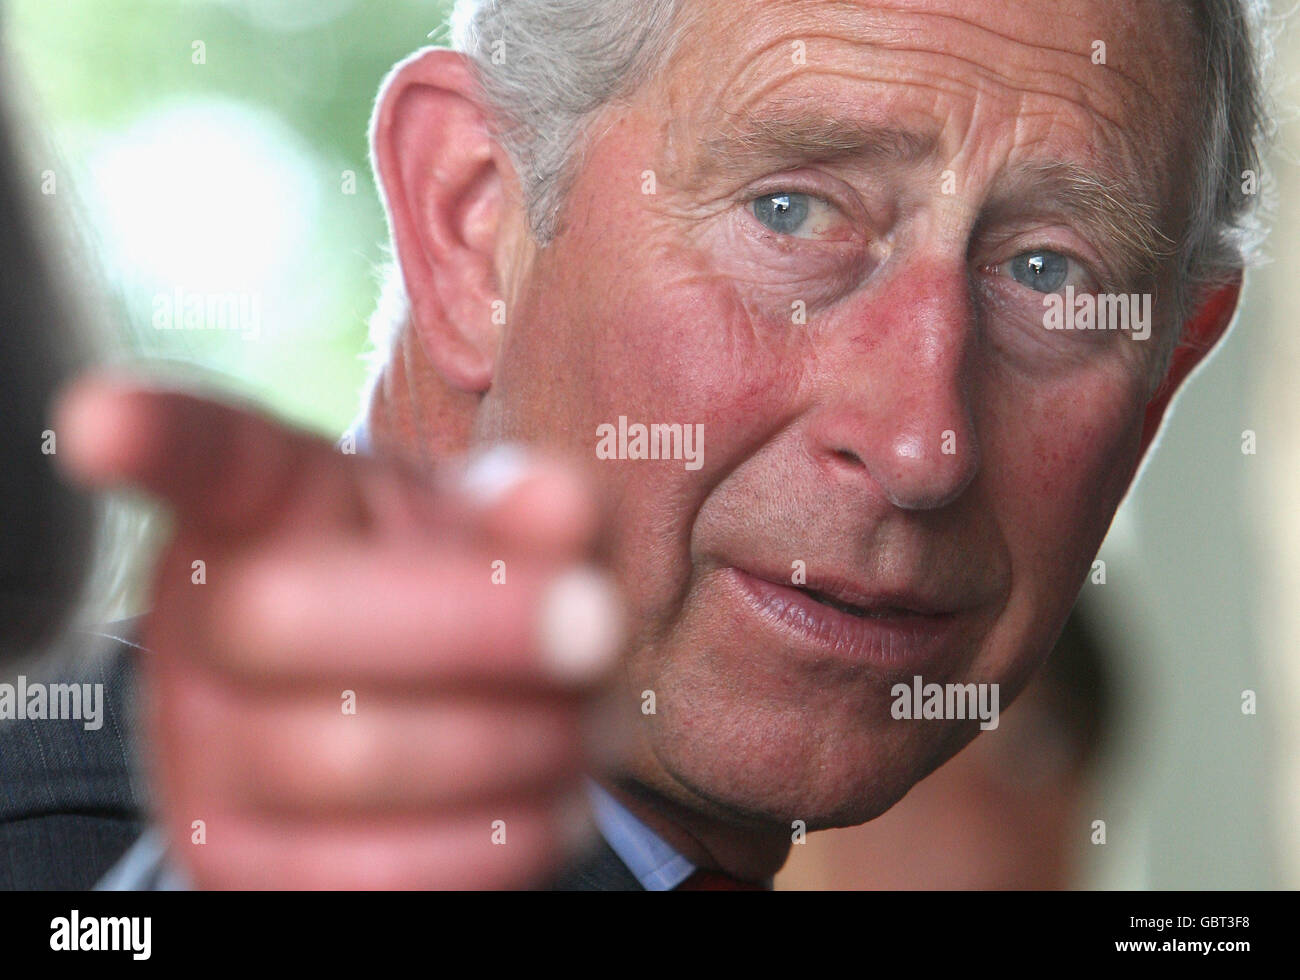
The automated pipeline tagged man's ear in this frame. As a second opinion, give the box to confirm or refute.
[1138,271,1243,456]
[371,48,521,394]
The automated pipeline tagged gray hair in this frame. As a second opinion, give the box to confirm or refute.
[1175,0,1273,328]
[367,0,1273,365]
[448,0,688,243]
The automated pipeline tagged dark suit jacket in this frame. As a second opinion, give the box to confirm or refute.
[0,627,146,889]
[549,836,643,891]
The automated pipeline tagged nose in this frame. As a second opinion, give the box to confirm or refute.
[807,260,980,511]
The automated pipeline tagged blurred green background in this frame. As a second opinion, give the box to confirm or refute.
[8,0,453,435]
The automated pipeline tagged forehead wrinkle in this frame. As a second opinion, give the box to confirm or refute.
[674,49,1144,192]
[664,0,1181,165]
[732,3,1166,117]
[658,37,803,182]
[804,0,1175,106]
[835,45,1134,141]
[915,2,1183,109]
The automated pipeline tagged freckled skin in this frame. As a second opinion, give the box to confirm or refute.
[391,0,1214,873]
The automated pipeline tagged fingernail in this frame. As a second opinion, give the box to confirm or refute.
[460,444,533,506]
[537,568,624,684]
[49,376,134,486]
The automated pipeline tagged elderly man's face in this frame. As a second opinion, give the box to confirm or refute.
[472,0,1199,828]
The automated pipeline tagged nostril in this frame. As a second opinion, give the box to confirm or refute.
[831,447,863,467]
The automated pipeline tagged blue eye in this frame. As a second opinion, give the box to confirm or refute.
[753,192,811,236]
[1008,250,1070,293]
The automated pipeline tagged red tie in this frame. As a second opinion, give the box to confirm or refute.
[676,869,770,890]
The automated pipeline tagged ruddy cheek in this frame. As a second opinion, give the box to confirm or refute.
[1004,387,1143,590]
[603,265,803,442]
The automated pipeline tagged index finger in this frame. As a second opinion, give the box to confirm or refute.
[53,374,369,538]
[53,374,604,555]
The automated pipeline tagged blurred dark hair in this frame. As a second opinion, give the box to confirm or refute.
[1040,605,1112,769]
[0,39,97,661]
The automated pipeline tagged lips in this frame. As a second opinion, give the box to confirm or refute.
[749,564,959,618]
[787,575,954,619]
[798,587,913,619]
[722,565,969,672]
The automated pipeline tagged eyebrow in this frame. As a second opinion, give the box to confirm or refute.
[694,106,937,177]
[984,162,1176,287]
[688,106,1176,287]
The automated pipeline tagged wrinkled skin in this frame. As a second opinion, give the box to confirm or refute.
[368,0,1235,877]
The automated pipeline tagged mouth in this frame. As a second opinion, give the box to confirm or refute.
[794,586,931,620]
[721,566,969,672]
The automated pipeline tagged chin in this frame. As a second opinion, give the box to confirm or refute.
[636,667,980,831]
